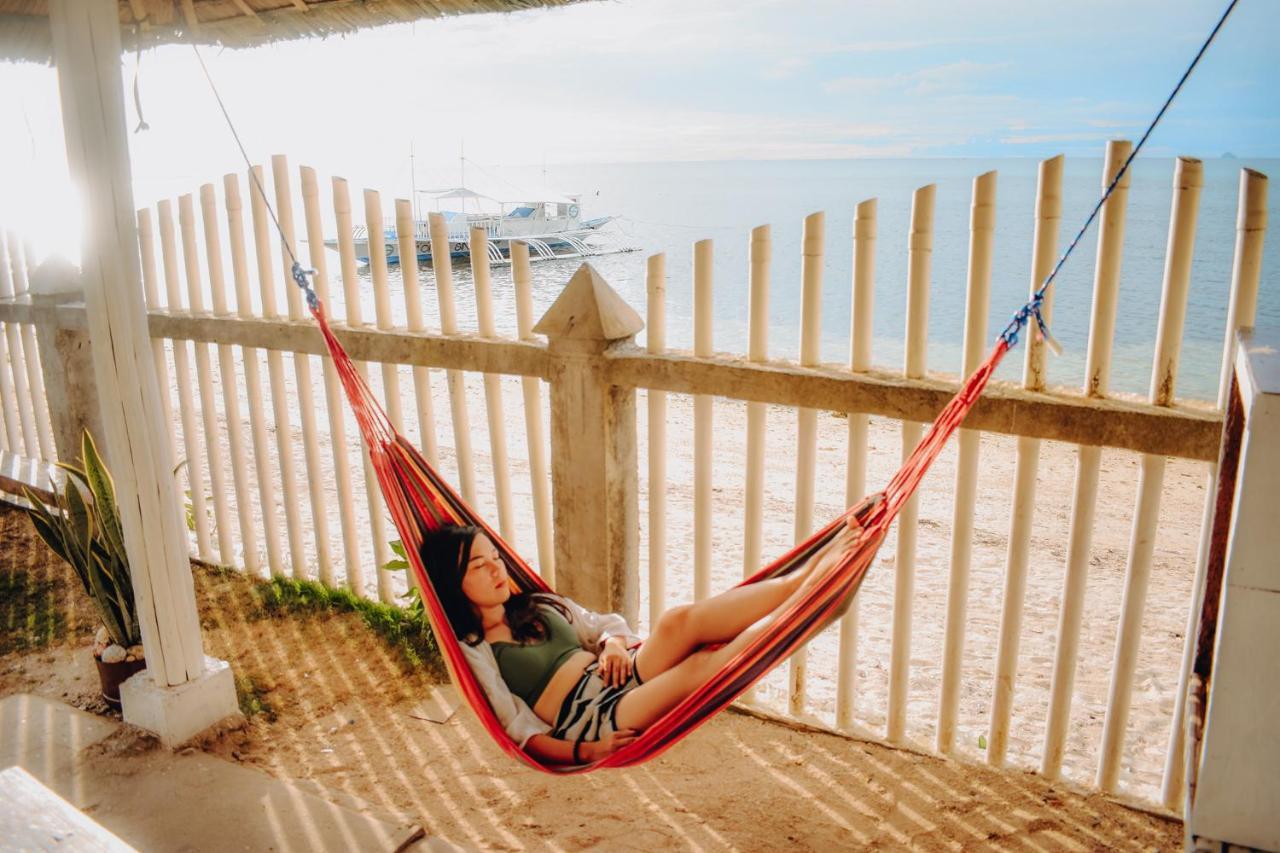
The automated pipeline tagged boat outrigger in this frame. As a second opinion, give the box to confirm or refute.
[325,187,615,266]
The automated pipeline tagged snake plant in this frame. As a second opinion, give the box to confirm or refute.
[22,430,141,649]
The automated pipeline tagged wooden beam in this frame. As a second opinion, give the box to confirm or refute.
[145,311,553,378]
[228,0,261,20]
[605,348,1222,462]
[179,0,199,32]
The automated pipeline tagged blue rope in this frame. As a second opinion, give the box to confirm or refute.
[999,0,1239,349]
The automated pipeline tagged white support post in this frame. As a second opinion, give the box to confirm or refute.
[48,0,237,745]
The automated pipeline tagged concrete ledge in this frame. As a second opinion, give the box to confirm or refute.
[120,655,242,748]
[1,694,434,851]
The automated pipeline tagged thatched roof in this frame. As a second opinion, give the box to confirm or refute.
[0,0,588,63]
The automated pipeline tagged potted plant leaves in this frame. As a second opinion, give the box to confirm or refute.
[22,430,145,708]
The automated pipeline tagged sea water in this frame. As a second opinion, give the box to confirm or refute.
[361,157,1279,402]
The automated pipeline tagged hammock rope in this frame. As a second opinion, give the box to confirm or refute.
[190,0,1238,772]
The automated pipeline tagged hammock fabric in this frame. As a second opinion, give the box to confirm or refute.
[306,292,1011,773]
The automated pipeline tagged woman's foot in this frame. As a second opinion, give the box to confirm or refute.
[793,523,861,598]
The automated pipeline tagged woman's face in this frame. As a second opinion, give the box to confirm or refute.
[460,533,511,609]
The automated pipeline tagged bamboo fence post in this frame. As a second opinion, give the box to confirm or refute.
[136,210,178,457]
[744,228,770,577]
[889,183,935,744]
[200,183,259,574]
[178,194,235,565]
[362,188,401,602]
[937,171,996,754]
[0,283,19,451]
[6,233,56,460]
[790,211,824,716]
[0,237,38,458]
[225,173,285,578]
[693,238,714,603]
[838,198,876,729]
[987,154,1063,767]
[272,155,332,583]
[302,168,359,588]
[1162,166,1267,809]
[394,198,441,469]
[427,211,477,505]
[157,199,212,560]
[511,241,554,582]
[1097,156,1202,793]
[248,165,307,578]
[331,177,383,598]
[470,225,517,544]
[1043,139,1133,780]
[364,189,405,432]
[0,235,22,453]
[740,228,770,706]
[646,252,668,623]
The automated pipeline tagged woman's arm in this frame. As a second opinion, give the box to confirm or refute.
[562,597,641,652]
[524,730,637,765]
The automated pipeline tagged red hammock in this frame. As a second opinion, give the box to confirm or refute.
[307,291,1009,773]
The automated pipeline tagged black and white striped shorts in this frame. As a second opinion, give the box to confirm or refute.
[550,647,644,745]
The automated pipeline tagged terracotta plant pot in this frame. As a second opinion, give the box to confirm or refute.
[94,654,147,709]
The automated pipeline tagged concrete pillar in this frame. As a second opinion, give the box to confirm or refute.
[28,259,103,463]
[533,263,643,624]
[49,0,238,746]
[1189,327,1280,851]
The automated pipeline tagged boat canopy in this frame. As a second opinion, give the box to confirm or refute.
[418,184,577,206]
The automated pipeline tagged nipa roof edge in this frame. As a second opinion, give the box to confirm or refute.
[0,0,589,64]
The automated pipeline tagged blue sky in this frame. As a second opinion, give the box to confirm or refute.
[0,0,1275,255]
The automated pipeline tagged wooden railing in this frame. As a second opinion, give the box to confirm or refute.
[0,149,1268,812]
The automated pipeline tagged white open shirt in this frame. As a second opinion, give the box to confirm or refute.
[459,597,641,747]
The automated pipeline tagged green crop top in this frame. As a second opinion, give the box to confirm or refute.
[491,605,584,707]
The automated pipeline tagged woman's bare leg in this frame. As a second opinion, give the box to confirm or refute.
[633,525,858,682]
[616,543,845,732]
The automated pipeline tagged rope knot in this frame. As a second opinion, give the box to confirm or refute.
[999,294,1061,355]
[290,262,320,312]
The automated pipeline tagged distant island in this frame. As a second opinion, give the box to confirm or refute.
[1222,152,1238,159]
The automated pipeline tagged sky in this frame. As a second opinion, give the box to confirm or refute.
[0,0,1275,258]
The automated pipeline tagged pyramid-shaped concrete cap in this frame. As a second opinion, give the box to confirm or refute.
[533,262,644,342]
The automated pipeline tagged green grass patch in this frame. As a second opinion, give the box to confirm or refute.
[0,571,70,655]
[252,577,442,674]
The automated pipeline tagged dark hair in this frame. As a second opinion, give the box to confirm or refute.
[419,524,569,646]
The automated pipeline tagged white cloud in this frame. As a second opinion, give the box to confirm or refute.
[760,56,811,80]
[822,60,1008,97]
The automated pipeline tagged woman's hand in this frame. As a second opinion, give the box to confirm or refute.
[583,728,639,761]
[597,636,633,688]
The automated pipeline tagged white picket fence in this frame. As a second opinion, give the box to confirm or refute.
[0,146,1268,812]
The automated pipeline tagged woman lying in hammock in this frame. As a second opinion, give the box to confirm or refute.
[419,506,869,767]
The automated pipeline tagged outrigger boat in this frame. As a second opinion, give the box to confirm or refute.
[326,186,614,266]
